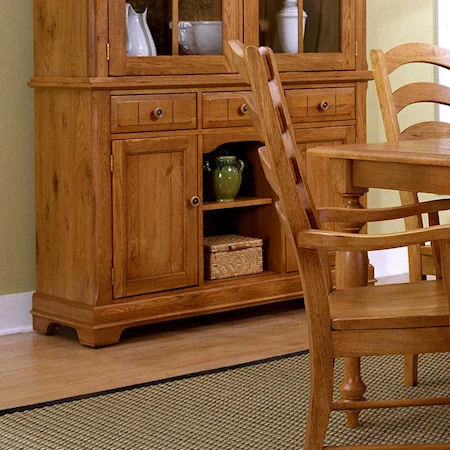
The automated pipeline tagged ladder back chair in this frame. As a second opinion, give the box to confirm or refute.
[229,39,450,450]
[372,43,450,387]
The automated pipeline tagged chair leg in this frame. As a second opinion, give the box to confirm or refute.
[304,356,333,450]
[404,354,419,387]
[338,357,367,428]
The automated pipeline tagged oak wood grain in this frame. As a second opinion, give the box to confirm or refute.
[35,89,99,305]
[34,0,90,77]
[330,280,449,330]
[112,136,198,298]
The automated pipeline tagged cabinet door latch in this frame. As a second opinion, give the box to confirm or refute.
[110,154,114,173]
[106,43,110,61]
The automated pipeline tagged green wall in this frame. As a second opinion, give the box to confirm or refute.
[0,0,35,294]
[0,1,437,294]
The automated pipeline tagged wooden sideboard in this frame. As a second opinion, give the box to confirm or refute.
[29,0,371,346]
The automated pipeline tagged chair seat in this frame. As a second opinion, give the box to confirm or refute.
[330,280,449,331]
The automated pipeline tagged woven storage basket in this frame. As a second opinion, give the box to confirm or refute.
[204,234,263,280]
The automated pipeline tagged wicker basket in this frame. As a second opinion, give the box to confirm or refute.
[204,234,263,280]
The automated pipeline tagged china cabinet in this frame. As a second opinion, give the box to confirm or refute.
[30,0,372,346]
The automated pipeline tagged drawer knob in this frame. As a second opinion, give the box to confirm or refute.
[190,196,201,207]
[240,103,249,115]
[154,107,165,119]
[319,101,330,111]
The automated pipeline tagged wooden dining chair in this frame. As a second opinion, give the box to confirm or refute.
[229,40,450,450]
[372,44,450,386]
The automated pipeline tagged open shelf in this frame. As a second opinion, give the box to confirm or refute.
[203,196,273,211]
[204,270,280,286]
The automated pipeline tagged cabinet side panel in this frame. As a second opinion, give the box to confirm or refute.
[92,91,113,304]
[35,89,99,305]
[34,0,89,77]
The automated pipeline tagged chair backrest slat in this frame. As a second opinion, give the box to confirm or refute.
[383,43,450,74]
[393,82,450,114]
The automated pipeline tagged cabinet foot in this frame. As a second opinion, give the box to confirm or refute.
[33,316,59,335]
[76,326,124,348]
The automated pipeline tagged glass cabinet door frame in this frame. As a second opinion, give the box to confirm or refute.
[244,0,356,72]
[109,0,242,76]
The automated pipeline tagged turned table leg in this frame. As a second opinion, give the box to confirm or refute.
[332,159,369,428]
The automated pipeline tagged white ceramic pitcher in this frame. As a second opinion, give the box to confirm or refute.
[277,0,308,54]
[126,3,157,57]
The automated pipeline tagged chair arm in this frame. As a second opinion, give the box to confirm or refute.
[296,225,450,252]
[317,199,450,223]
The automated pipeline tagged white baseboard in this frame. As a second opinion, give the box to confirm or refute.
[0,291,33,336]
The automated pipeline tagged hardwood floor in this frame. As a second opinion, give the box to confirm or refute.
[0,300,308,411]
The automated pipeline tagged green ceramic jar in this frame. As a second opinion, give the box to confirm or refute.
[204,156,245,202]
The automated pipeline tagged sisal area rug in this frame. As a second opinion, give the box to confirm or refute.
[0,351,449,449]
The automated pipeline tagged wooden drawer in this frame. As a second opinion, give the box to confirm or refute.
[202,92,253,128]
[111,94,197,133]
[286,88,355,123]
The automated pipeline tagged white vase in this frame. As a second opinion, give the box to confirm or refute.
[276,1,308,54]
[126,4,157,57]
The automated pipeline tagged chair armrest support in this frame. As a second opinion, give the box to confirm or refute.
[296,225,450,252]
[317,199,450,223]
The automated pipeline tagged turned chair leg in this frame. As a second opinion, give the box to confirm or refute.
[404,354,419,387]
[338,357,367,428]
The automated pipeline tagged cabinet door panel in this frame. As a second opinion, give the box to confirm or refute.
[286,126,355,273]
[109,0,241,76]
[245,0,356,71]
[113,136,198,298]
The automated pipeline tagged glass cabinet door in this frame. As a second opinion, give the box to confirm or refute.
[109,0,240,76]
[245,0,356,71]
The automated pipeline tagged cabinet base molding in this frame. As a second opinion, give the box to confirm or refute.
[32,274,304,347]
[32,314,124,348]
[32,267,375,347]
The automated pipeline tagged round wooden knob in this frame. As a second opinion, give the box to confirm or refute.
[240,103,249,115]
[154,107,164,119]
[319,101,330,111]
[190,196,200,207]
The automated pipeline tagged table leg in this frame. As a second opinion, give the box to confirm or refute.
[335,192,368,428]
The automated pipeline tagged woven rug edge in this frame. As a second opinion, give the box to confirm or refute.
[0,349,310,417]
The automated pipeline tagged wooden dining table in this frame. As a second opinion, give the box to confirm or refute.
[307,137,450,424]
